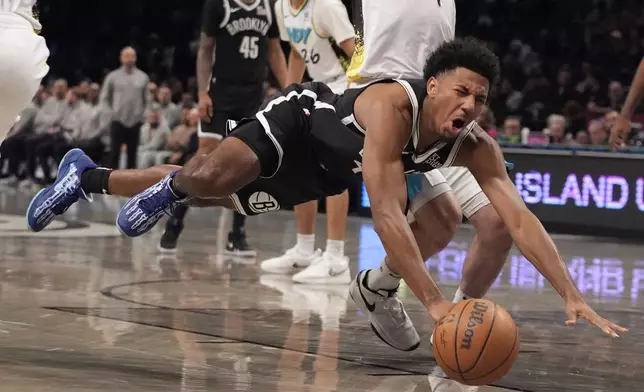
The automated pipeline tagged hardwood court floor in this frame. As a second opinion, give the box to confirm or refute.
[0,189,641,392]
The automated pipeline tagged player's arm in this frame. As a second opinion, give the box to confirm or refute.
[611,58,644,149]
[286,46,307,85]
[268,2,289,87]
[268,39,289,88]
[197,34,216,98]
[356,85,450,320]
[273,0,304,85]
[314,0,355,58]
[460,126,627,337]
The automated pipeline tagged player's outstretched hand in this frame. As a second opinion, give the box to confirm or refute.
[564,297,628,337]
[609,115,631,150]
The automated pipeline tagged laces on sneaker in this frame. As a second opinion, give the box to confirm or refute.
[139,187,177,217]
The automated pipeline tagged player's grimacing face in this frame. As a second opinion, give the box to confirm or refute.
[426,68,490,138]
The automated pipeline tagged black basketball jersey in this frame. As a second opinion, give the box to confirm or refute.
[201,0,279,85]
[333,79,474,175]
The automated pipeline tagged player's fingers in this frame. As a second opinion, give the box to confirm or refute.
[610,322,628,333]
[564,309,577,326]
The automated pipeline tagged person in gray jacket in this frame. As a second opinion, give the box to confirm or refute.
[137,106,171,168]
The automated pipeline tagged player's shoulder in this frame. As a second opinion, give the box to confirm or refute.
[356,81,415,124]
[457,122,501,163]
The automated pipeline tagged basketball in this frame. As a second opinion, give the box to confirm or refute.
[432,299,520,386]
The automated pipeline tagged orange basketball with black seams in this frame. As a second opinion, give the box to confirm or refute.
[432,299,520,386]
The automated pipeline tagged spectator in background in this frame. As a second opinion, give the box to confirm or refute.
[101,46,150,169]
[498,116,522,144]
[63,82,112,164]
[158,86,181,129]
[137,106,170,168]
[21,79,69,185]
[180,92,196,109]
[0,96,40,182]
[33,79,68,136]
[545,114,568,145]
[574,130,590,145]
[165,108,199,164]
[148,82,159,104]
[562,100,586,135]
[588,119,608,146]
[34,88,92,184]
[588,81,625,117]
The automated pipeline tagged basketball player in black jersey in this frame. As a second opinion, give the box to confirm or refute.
[158,0,289,255]
[28,38,626,337]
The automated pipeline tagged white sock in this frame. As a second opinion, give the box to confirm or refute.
[296,233,315,255]
[453,287,475,303]
[366,259,401,290]
[325,239,345,258]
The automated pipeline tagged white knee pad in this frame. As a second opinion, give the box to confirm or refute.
[439,167,490,218]
[407,171,452,224]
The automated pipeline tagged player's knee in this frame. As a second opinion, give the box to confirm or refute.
[197,137,221,155]
[472,206,513,254]
[413,193,461,257]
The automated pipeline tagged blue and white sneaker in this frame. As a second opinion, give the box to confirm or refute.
[26,148,96,232]
[116,172,185,237]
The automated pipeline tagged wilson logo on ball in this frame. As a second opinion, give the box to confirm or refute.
[460,301,489,349]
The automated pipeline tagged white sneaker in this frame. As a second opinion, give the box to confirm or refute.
[260,247,321,274]
[292,251,350,284]
[349,269,420,351]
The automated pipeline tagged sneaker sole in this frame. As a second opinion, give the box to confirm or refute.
[349,274,420,352]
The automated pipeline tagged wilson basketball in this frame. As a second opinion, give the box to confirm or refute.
[432,299,519,386]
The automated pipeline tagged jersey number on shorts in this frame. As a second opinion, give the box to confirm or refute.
[301,48,320,64]
[240,36,260,59]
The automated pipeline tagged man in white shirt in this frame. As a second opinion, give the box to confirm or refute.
[0,0,49,141]
[260,0,356,284]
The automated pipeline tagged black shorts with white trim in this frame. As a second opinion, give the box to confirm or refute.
[226,82,359,216]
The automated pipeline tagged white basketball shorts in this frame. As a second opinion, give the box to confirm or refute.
[407,167,490,222]
[0,12,49,142]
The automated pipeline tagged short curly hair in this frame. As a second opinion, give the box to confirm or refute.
[423,37,500,87]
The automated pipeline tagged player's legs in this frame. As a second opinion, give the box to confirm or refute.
[349,171,462,351]
[0,21,49,141]
[25,120,271,233]
[442,167,513,299]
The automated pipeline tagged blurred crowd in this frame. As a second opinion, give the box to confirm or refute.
[3,0,644,186]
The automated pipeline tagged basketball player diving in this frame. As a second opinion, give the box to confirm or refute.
[345,0,516,351]
[0,0,49,141]
[26,37,626,340]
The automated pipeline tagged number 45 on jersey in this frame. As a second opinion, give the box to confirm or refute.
[240,36,259,59]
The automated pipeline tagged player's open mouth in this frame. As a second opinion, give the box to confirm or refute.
[450,118,466,134]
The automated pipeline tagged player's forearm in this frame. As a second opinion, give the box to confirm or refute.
[621,58,644,119]
[510,211,582,300]
[372,210,445,308]
[196,47,214,96]
[286,50,306,85]
[269,45,289,88]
